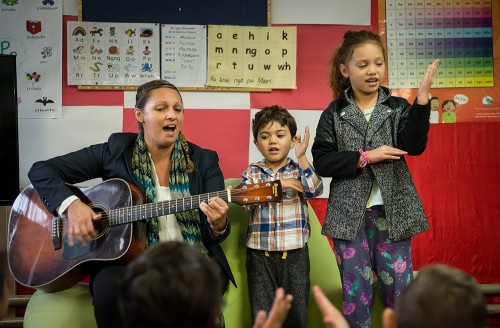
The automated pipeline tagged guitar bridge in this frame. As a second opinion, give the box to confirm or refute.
[52,217,63,250]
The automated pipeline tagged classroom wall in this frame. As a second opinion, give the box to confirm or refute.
[10,0,500,284]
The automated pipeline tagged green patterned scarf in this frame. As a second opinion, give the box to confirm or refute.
[131,133,207,254]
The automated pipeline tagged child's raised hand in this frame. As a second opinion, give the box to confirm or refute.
[252,288,293,328]
[313,286,349,328]
[416,59,439,105]
[294,126,310,159]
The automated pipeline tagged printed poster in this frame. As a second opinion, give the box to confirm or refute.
[67,21,160,86]
[0,0,62,118]
[381,0,500,123]
[207,25,297,89]
[161,25,207,88]
[386,0,493,90]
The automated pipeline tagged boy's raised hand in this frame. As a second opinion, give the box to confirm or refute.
[416,59,439,105]
[294,126,310,160]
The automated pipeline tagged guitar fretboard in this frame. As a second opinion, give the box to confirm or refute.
[107,190,230,226]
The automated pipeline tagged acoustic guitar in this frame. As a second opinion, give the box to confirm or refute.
[8,178,282,292]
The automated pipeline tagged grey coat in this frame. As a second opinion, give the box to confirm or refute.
[312,87,430,241]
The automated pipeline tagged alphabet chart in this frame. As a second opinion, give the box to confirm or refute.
[385,0,493,89]
[207,25,297,89]
[67,21,160,86]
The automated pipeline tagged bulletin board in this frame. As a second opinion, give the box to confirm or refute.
[80,0,270,27]
[379,0,500,123]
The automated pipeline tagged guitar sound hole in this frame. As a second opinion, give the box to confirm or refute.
[93,220,110,238]
[90,205,110,237]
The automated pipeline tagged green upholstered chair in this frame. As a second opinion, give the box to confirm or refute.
[221,178,252,326]
[24,283,97,328]
[222,178,383,328]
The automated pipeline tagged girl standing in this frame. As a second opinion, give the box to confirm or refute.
[311,30,439,328]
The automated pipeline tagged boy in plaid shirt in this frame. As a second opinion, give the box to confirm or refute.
[241,105,323,328]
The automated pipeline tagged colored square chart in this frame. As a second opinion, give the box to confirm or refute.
[385,0,493,89]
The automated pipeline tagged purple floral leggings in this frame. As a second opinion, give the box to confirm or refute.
[333,205,413,328]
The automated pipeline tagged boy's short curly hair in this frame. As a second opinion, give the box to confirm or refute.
[252,105,297,140]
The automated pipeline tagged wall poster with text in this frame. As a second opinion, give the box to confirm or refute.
[67,21,160,86]
[382,0,499,123]
[0,0,62,118]
[207,25,297,89]
[161,25,207,88]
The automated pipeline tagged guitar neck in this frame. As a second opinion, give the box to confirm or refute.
[106,190,230,226]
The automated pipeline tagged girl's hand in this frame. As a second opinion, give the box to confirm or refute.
[416,59,440,105]
[362,145,407,166]
[294,126,310,160]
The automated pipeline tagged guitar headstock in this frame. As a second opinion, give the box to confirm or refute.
[230,181,282,205]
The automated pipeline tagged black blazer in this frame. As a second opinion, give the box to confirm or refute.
[28,133,235,287]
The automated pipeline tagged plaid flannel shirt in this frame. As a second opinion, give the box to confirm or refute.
[241,158,323,251]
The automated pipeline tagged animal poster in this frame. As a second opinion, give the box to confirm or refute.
[0,0,62,119]
[161,25,207,88]
[207,25,297,89]
[67,21,160,86]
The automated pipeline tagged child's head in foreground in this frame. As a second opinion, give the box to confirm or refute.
[386,263,487,328]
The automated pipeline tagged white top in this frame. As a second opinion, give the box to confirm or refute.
[150,158,184,242]
[362,107,384,207]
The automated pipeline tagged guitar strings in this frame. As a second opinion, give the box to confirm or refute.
[95,186,271,225]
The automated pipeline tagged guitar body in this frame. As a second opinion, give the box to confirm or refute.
[7,178,282,293]
[8,179,146,292]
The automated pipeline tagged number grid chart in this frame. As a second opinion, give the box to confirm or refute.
[385,0,493,89]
